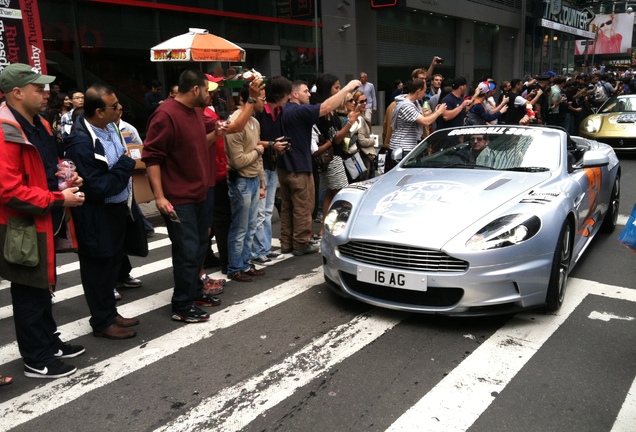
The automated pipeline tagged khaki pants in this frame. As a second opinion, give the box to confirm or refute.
[277,169,315,252]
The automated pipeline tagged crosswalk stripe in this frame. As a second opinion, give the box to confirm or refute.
[385,278,636,432]
[612,373,636,432]
[157,309,406,432]
[0,268,323,428]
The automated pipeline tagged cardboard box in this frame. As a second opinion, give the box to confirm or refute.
[132,169,154,203]
[127,144,146,170]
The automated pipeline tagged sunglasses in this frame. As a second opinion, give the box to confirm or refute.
[471,137,486,142]
[101,101,121,110]
[358,99,368,104]
[347,99,356,104]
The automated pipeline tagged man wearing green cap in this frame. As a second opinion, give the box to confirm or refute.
[0,63,86,379]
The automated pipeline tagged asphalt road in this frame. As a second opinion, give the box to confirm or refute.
[0,156,635,432]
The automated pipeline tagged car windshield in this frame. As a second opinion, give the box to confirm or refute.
[599,95,636,113]
[401,126,561,171]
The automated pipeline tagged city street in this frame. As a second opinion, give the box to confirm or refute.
[0,156,635,432]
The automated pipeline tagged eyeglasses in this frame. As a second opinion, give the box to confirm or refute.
[358,99,368,104]
[101,101,120,110]
[72,96,84,100]
[258,96,267,101]
[471,137,486,142]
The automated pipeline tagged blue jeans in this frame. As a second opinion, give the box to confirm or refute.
[252,169,278,259]
[227,176,260,274]
[163,202,208,311]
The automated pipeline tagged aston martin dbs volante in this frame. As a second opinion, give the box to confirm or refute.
[322,125,620,316]
[580,94,636,150]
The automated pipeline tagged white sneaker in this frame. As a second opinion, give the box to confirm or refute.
[114,288,122,301]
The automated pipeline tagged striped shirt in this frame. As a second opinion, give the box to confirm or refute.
[389,97,423,152]
[90,122,131,204]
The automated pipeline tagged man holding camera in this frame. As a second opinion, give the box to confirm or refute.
[251,77,292,267]
[224,85,268,282]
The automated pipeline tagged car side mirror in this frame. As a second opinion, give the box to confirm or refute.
[580,150,609,168]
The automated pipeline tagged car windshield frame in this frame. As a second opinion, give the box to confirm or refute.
[400,126,562,172]
[599,95,636,114]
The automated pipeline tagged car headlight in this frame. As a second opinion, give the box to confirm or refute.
[582,117,601,134]
[466,214,541,251]
[324,200,352,236]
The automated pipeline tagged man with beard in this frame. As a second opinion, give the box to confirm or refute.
[142,70,223,323]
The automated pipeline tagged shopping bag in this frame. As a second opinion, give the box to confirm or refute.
[618,203,636,252]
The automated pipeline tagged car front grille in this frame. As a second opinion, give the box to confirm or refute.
[341,272,463,307]
[338,241,469,273]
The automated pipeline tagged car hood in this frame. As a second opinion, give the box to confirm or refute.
[349,168,551,247]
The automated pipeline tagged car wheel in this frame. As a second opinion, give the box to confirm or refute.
[545,222,572,312]
[600,174,620,233]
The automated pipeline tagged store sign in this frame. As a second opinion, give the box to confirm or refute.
[0,0,47,74]
[542,0,595,38]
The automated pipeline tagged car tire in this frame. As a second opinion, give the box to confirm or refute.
[545,221,572,312]
[600,174,620,233]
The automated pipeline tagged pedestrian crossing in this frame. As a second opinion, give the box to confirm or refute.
[0,220,635,432]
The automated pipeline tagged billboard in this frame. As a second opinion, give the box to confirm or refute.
[0,0,47,74]
[575,13,635,55]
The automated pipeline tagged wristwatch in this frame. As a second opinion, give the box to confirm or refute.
[247,97,256,104]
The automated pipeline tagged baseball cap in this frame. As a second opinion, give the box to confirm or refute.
[0,63,55,92]
[451,76,467,89]
[205,74,220,92]
[477,82,491,95]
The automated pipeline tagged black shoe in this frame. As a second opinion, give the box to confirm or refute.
[292,243,319,256]
[172,306,210,323]
[54,343,86,359]
[24,359,77,379]
[195,294,222,307]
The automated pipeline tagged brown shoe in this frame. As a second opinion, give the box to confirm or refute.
[245,266,265,277]
[114,315,140,328]
[93,323,136,340]
[228,271,253,282]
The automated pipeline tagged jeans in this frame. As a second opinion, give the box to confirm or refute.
[227,176,260,275]
[163,202,208,311]
[252,169,278,259]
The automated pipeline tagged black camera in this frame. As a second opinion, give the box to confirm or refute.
[437,58,444,64]
[277,136,292,152]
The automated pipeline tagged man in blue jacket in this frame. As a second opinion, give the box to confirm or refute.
[65,84,139,340]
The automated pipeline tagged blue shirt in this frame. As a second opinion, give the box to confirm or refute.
[90,122,131,203]
[278,102,320,173]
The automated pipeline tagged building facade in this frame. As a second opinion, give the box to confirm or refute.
[30,0,625,131]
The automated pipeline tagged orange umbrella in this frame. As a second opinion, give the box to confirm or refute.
[150,28,245,62]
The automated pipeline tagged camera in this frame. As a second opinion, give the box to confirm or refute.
[277,136,292,152]
[436,58,444,64]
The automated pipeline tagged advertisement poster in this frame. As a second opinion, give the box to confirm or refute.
[575,13,635,55]
[0,0,47,74]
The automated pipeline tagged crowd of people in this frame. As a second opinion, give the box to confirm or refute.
[1,56,632,386]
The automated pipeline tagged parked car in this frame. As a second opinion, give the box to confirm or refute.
[322,125,620,316]
[580,94,636,150]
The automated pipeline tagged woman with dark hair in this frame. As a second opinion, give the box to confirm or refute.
[311,73,359,235]
[45,92,71,157]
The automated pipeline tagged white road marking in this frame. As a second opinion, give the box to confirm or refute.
[0,269,323,429]
[612,373,636,432]
[588,311,635,322]
[385,278,636,432]
[157,310,405,432]
[617,214,629,227]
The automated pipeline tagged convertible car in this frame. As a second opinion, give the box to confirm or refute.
[580,94,636,150]
[322,125,620,316]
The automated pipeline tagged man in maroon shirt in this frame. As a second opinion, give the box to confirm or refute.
[143,70,223,323]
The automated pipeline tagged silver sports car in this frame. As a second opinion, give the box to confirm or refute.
[322,125,620,316]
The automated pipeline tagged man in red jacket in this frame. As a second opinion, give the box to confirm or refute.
[0,63,85,379]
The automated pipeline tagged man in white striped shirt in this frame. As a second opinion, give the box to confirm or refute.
[388,79,446,170]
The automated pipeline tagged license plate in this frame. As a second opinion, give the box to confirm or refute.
[357,265,427,291]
